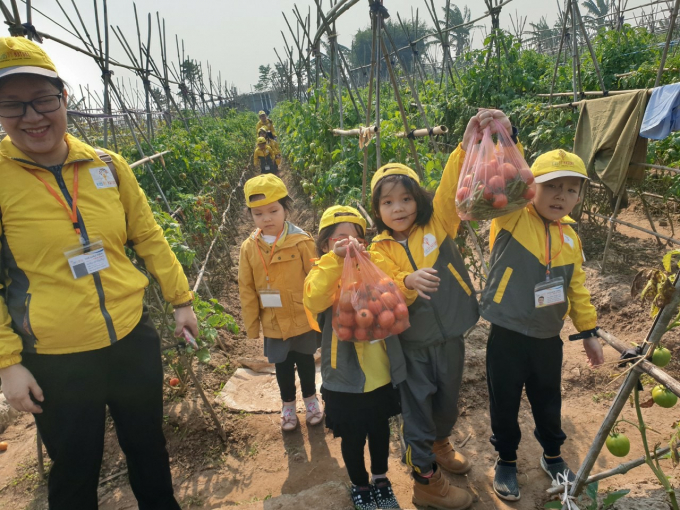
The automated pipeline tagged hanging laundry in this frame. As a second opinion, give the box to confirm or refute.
[573,90,648,195]
[640,83,680,140]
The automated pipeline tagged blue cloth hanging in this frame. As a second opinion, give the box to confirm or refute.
[640,83,680,140]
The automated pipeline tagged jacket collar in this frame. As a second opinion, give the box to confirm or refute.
[0,133,97,171]
[248,221,311,246]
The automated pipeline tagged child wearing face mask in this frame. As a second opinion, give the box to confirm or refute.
[237,174,322,432]
[480,149,604,502]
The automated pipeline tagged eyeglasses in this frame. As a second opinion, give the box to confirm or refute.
[0,94,63,118]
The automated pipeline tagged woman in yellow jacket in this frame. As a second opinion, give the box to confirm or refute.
[0,37,196,509]
[237,174,322,431]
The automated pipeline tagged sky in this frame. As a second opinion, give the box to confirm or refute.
[21,0,664,104]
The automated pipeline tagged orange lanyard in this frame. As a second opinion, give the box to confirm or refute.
[544,220,564,281]
[31,163,82,239]
[255,228,284,285]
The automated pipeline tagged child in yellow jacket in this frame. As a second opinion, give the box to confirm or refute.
[253,137,278,175]
[480,141,604,501]
[304,205,405,510]
[237,174,322,431]
[258,126,282,166]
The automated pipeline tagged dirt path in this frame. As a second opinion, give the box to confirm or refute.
[1,169,680,510]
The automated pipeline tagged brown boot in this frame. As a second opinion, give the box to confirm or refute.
[433,438,471,475]
[412,468,473,510]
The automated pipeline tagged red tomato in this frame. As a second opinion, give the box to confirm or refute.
[456,187,469,202]
[394,303,409,320]
[522,187,536,200]
[169,378,180,387]
[373,324,387,339]
[380,292,398,310]
[483,186,494,201]
[355,309,374,329]
[339,311,356,327]
[337,326,353,341]
[379,278,397,291]
[378,310,396,329]
[500,163,518,181]
[354,327,369,341]
[484,160,499,178]
[461,175,473,188]
[339,293,354,312]
[368,297,383,316]
[492,194,508,208]
[519,168,535,185]
[487,175,505,192]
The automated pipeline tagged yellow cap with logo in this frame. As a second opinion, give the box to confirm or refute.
[256,136,267,144]
[244,174,288,208]
[258,110,266,116]
[532,149,589,183]
[318,205,367,233]
[0,37,58,79]
[370,162,420,192]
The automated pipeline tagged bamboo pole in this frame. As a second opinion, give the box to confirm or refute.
[590,212,680,246]
[548,0,572,105]
[396,126,448,138]
[655,0,680,87]
[332,125,377,136]
[601,192,624,274]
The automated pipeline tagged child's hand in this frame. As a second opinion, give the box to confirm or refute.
[332,237,365,258]
[405,268,440,300]
[462,109,512,147]
[583,336,604,368]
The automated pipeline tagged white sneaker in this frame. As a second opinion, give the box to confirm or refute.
[281,404,298,432]
[303,395,324,426]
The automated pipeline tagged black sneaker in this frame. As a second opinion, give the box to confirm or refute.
[371,477,400,509]
[540,455,576,484]
[350,484,378,510]
[493,458,520,501]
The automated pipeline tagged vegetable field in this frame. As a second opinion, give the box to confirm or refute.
[2,0,680,509]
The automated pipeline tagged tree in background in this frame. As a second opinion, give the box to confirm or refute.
[441,4,473,58]
[582,0,611,32]
[348,18,428,71]
[255,64,274,92]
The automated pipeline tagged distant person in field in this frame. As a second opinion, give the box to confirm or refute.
[0,36,197,509]
[480,143,604,501]
[237,174,323,432]
[253,136,278,175]
[304,205,405,510]
[256,109,276,137]
[258,126,281,166]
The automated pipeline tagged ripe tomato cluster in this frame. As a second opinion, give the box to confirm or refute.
[332,277,410,342]
[456,157,535,220]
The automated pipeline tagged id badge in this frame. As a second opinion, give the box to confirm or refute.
[534,277,566,308]
[259,289,283,308]
[264,165,271,171]
[64,238,110,279]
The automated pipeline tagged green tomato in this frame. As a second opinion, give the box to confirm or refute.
[652,346,672,368]
[605,433,630,457]
[652,385,678,408]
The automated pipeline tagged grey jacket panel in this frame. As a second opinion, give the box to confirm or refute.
[397,236,479,349]
[318,308,407,393]
[480,231,574,338]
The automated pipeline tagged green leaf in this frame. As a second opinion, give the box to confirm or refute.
[602,489,630,507]
[586,481,598,501]
[544,502,563,509]
[195,347,211,364]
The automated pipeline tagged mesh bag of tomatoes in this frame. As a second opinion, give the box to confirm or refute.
[332,247,410,342]
[455,119,535,221]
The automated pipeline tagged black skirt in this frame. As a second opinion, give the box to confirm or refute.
[321,383,401,439]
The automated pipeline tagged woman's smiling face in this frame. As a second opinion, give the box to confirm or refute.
[0,74,68,166]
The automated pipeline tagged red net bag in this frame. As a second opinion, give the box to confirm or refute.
[332,245,410,342]
[455,119,535,221]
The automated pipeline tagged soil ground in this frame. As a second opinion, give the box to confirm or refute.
[1,168,680,510]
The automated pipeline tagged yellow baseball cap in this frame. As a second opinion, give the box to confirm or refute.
[318,205,367,233]
[258,110,266,116]
[244,174,288,208]
[258,126,267,132]
[0,37,58,79]
[532,149,589,183]
[257,136,267,144]
[370,163,420,192]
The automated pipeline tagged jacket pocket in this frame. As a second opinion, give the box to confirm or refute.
[493,267,513,304]
[447,263,472,296]
[23,293,34,336]
[290,291,308,328]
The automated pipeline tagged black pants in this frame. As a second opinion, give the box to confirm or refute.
[21,311,180,510]
[341,417,390,486]
[486,324,567,461]
[275,350,317,402]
